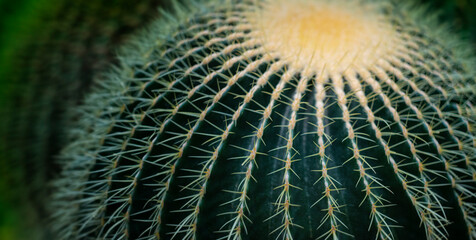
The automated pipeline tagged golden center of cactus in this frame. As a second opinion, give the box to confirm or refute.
[247,0,400,74]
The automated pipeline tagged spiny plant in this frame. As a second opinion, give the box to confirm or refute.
[51,0,476,239]
[0,0,166,239]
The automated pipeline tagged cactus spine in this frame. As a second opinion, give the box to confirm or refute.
[52,0,476,239]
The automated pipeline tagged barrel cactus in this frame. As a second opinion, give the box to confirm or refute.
[51,0,476,239]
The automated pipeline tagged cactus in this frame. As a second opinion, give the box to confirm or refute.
[51,0,476,239]
[0,0,167,239]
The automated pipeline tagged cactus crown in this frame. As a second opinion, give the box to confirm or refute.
[51,0,476,239]
[248,0,398,74]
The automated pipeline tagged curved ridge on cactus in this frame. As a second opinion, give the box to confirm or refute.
[52,0,476,239]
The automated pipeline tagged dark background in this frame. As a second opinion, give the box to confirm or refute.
[422,0,476,48]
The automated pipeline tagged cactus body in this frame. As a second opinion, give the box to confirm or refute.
[52,0,476,239]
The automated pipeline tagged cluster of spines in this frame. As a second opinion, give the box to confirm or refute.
[310,73,350,239]
[51,0,476,240]
[217,59,288,240]
[51,3,263,239]
[396,14,476,237]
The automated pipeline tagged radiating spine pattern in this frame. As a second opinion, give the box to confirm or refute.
[51,0,476,239]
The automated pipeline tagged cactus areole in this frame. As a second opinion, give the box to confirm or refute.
[52,0,476,239]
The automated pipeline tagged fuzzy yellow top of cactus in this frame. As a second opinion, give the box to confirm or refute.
[247,0,401,75]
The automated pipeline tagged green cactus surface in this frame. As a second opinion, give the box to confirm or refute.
[51,0,476,239]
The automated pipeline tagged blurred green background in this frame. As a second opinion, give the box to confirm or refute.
[422,0,476,48]
[0,0,166,239]
[0,0,474,239]
[0,1,39,238]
